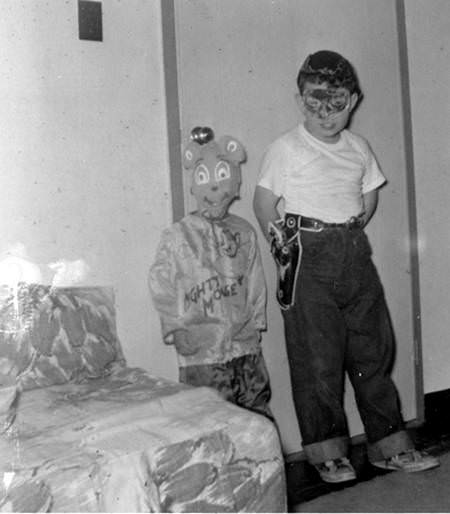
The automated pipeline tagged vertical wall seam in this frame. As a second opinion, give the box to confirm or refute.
[395,0,424,423]
[160,0,184,222]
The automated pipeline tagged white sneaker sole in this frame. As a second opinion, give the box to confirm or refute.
[318,471,357,483]
[372,458,440,473]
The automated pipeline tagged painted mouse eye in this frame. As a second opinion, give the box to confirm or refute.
[215,161,230,182]
[194,164,210,185]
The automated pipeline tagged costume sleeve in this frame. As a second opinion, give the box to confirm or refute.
[246,229,267,331]
[148,228,185,344]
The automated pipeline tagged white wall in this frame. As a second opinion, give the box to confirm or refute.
[405,0,450,393]
[0,0,177,378]
[3,0,441,457]
[174,0,417,454]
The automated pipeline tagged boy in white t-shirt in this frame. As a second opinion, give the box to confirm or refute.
[253,50,439,483]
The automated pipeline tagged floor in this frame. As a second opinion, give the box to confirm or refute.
[285,389,450,511]
[293,449,450,513]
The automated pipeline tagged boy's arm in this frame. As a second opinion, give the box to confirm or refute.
[253,185,282,242]
[362,189,379,227]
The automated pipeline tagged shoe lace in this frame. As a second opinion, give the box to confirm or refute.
[393,449,422,464]
[323,457,350,471]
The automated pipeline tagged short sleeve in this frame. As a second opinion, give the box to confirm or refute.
[358,137,387,194]
[257,140,287,197]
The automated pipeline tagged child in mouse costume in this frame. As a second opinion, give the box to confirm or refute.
[149,127,272,420]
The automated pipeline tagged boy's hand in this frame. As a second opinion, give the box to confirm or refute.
[269,221,291,266]
[268,220,286,247]
[173,330,200,356]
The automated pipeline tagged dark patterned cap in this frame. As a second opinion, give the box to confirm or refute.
[297,50,360,94]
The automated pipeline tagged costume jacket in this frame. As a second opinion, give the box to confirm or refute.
[149,212,267,367]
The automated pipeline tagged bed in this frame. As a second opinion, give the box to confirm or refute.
[0,284,286,512]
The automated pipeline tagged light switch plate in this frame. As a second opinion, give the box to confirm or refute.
[78,1,102,42]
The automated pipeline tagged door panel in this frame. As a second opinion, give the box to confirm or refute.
[405,0,450,394]
[174,0,419,454]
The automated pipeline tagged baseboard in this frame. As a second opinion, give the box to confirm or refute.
[423,387,450,427]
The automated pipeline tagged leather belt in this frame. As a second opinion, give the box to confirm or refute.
[285,213,363,233]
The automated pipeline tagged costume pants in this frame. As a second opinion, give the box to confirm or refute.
[282,226,413,464]
[179,352,274,421]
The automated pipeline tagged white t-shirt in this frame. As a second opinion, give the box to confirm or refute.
[257,123,386,223]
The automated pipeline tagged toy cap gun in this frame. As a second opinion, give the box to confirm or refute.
[268,219,302,310]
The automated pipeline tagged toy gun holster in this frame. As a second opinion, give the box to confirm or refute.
[268,217,302,310]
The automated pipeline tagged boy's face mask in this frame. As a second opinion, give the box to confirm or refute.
[302,87,351,119]
[183,133,246,221]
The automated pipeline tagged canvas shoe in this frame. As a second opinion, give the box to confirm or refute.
[372,449,440,473]
[314,457,357,483]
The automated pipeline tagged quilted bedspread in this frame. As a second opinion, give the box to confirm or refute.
[1,365,286,512]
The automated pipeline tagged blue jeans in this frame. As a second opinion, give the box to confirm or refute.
[282,225,413,464]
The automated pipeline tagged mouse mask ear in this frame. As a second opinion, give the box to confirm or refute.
[182,141,204,170]
[217,136,246,166]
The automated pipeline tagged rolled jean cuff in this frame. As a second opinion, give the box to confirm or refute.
[367,430,414,463]
[303,436,349,465]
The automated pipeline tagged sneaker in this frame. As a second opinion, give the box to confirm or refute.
[314,457,357,483]
[372,450,440,473]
